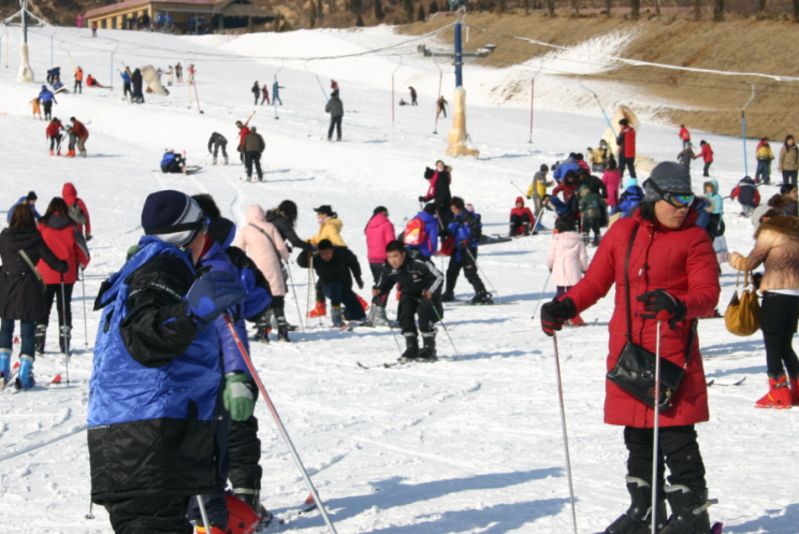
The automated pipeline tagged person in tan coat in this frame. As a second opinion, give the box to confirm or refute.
[778,135,799,187]
[729,214,799,408]
[235,205,291,341]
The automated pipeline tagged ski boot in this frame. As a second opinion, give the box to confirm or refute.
[659,485,712,534]
[15,355,35,390]
[399,333,419,361]
[223,155,229,165]
[755,375,792,409]
[226,492,263,532]
[790,375,799,406]
[0,349,10,386]
[276,318,291,342]
[331,306,344,328]
[66,149,75,158]
[34,324,46,355]
[308,301,326,318]
[418,331,438,361]
[470,291,493,305]
[603,476,666,534]
[59,325,72,355]
[254,315,271,343]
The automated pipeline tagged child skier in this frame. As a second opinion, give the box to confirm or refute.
[374,240,444,361]
[443,197,491,304]
[509,196,535,236]
[160,150,186,173]
[46,117,63,156]
[546,216,588,326]
[30,96,42,120]
[703,180,724,238]
[730,176,761,217]
[527,164,552,232]
[578,185,603,246]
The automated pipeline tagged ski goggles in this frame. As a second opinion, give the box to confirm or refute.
[645,179,695,208]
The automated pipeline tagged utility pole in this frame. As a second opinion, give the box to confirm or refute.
[3,0,47,82]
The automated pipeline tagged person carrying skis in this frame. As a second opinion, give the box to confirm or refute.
[243,126,266,182]
[251,81,260,106]
[208,131,229,165]
[0,204,68,389]
[88,190,246,533]
[730,176,760,217]
[375,240,444,360]
[235,118,252,162]
[46,117,63,156]
[547,216,588,326]
[778,134,799,186]
[7,191,41,224]
[260,84,270,105]
[160,149,186,174]
[74,66,84,94]
[34,197,90,356]
[678,124,691,149]
[616,118,637,179]
[364,206,396,326]
[409,86,418,106]
[325,91,344,142]
[120,67,133,101]
[729,214,799,408]
[419,160,452,228]
[694,140,714,177]
[235,205,292,342]
[436,95,448,119]
[443,197,491,304]
[297,239,366,327]
[68,117,89,157]
[509,196,535,236]
[541,161,720,534]
[38,85,57,120]
[754,137,774,185]
[62,182,92,241]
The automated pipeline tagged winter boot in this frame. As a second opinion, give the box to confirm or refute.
[0,349,10,386]
[331,306,344,327]
[369,305,390,327]
[400,333,419,360]
[441,291,456,302]
[418,331,437,360]
[15,355,35,390]
[58,325,72,354]
[308,301,326,318]
[660,485,712,534]
[790,375,799,406]
[34,324,46,355]
[66,149,75,158]
[470,291,494,305]
[224,155,229,165]
[509,223,516,237]
[754,375,793,409]
[603,476,667,534]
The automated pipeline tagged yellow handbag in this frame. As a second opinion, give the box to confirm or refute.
[724,270,761,336]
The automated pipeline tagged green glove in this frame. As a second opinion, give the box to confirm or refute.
[223,373,255,422]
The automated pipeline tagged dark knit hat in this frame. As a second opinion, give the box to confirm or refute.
[141,190,204,247]
[314,205,334,217]
[26,191,37,201]
[643,162,693,202]
[317,239,333,250]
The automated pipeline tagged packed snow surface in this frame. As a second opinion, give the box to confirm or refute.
[0,24,796,534]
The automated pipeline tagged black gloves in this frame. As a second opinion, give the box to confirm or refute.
[540,297,576,336]
[355,277,364,289]
[424,167,435,180]
[418,196,426,203]
[637,289,686,328]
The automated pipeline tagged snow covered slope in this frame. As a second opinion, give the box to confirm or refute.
[0,25,796,533]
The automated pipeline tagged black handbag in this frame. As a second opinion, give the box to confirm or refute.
[606,223,696,411]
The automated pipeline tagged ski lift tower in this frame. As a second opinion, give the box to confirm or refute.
[417,9,496,157]
[3,0,47,82]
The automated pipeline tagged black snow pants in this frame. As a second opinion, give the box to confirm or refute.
[106,495,192,534]
[446,247,486,295]
[398,295,441,335]
[761,292,799,378]
[327,116,342,141]
[623,425,707,495]
[244,151,263,180]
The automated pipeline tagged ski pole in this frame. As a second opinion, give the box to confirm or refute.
[85,500,94,520]
[81,269,89,348]
[285,259,305,333]
[196,495,211,533]
[223,316,338,534]
[464,247,498,296]
[428,299,459,357]
[651,320,662,534]
[60,276,70,385]
[531,205,546,234]
[509,180,526,195]
[530,271,552,321]
[305,255,313,325]
[552,333,578,534]
[384,303,403,356]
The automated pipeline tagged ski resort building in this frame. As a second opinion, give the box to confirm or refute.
[84,0,276,34]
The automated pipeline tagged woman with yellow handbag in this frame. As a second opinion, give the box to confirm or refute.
[729,210,799,408]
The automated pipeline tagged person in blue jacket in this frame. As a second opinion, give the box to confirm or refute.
[553,154,581,182]
[160,149,186,173]
[404,203,440,260]
[87,190,246,534]
[613,184,645,219]
[189,194,273,528]
[6,191,41,224]
[120,67,133,101]
[443,197,491,305]
[38,85,57,120]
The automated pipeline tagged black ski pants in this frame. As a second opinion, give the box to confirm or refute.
[703,161,712,177]
[582,217,602,244]
[211,140,228,160]
[783,170,798,187]
[244,151,263,180]
[43,101,53,120]
[123,82,132,100]
[323,281,365,320]
[270,295,287,324]
[328,116,342,141]
[619,156,637,179]
[49,134,62,151]
[510,213,533,235]
[370,263,388,307]
[74,80,82,94]
[761,292,799,378]
[446,247,485,295]
[624,425,707,495]
[398,295,441,335]
[106,495,192,534]
[42,283,74,329]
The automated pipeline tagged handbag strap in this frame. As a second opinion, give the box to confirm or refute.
[18,249,46,289]
[624,223,641,342]
[249,223,283,263]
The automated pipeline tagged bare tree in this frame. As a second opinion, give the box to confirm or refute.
[606,0,612,15]
[525,0,530,15]
[375,0,385,19]
[630,0,640,19]
[403,0,414,22]
[713,0,723,20]
[317,0,324,19]
[328,0,336,14]
[547,0,555,16]
[572,0,580,15]
[795,0,799,21]
[693,0,701,20]
[757,0,767,16]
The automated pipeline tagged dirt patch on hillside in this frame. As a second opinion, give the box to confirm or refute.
[403,12,799,139]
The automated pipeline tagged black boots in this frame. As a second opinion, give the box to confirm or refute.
[418,331,437,360]
[660,485,712,534]
[604,476,666,534]
[35,324,46,355]
[400,333,419,360]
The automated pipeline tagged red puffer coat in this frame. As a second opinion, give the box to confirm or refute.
[564,210,720,428]
[36,214,90,285]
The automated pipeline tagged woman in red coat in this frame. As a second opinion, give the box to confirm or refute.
[35,197,90,355]
[541,162,720,534]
